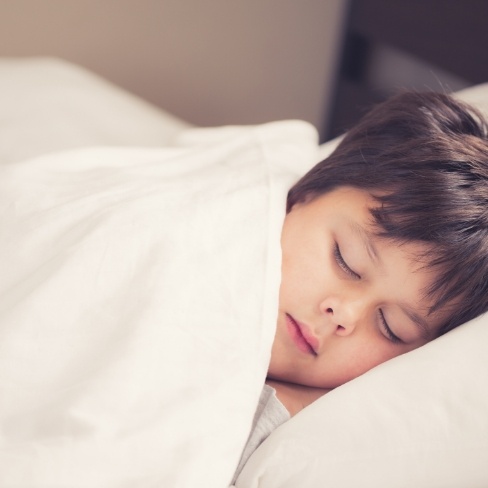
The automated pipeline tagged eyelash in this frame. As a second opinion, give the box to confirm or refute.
[334,243,402,344]
[378,309,402,344]
[333,243,360,279]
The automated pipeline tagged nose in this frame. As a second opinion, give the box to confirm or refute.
[319,296,365,336]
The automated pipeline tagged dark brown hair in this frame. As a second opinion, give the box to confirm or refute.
[287,91,488,334]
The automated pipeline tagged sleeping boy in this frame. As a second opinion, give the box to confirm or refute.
[233,91,488,480]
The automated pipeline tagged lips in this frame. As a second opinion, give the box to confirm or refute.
[285,314,319,356]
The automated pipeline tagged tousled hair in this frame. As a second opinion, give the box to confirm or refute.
[287,91,488,334]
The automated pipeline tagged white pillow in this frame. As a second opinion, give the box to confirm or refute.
[237,312,488,487]
[0,57,191,164]
[235,84,488,488]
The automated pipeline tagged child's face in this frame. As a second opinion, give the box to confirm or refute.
[268,186,443,389]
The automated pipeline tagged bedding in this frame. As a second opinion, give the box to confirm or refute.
[237,311,488,488]
[1,57,488,488]
[0,57,190,165]
[0,119,318,487]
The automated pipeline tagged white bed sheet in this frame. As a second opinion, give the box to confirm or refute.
[0,58,323,486]
[0,119,319,487]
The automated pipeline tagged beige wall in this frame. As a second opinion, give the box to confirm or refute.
[0,0,347,137]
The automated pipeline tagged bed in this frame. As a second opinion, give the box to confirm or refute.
[0,58,487,488]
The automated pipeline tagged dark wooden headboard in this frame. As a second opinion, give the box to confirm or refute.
[326,0,488,140]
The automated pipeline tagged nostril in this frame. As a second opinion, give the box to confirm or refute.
[326,307,333,314]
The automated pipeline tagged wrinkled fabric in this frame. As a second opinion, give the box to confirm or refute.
[0,121,318,488]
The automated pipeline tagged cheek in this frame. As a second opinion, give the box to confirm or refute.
[280,247,332,301]
[279,258,308,304]
[321,338,400,385]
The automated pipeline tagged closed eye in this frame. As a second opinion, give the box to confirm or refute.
[333,243,360,279]
[378,309,403,344]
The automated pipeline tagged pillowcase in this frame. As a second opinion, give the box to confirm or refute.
[235,83,488,488]
[237,311,488,487]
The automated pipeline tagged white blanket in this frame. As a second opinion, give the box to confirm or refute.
[0,121,318,487]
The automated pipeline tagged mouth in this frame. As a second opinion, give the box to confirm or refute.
[285,314,318,356]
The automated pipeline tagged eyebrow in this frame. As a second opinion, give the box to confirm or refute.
[347,221,381,265]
